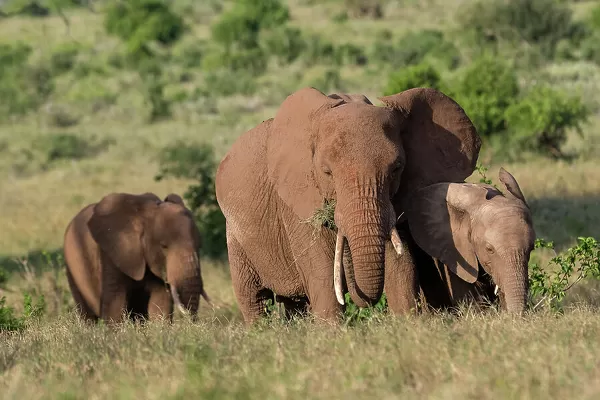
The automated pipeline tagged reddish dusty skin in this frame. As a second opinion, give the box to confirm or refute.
[215,86,481,324]
[63,192,210,324]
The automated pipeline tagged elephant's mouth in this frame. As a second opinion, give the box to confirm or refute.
[169,284,211,315]
[332,214,404,306]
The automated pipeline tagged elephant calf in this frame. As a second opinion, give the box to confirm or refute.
[63,192,211,323]
[402,168,536,314]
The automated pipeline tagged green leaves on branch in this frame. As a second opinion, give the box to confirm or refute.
[0,293,46,332]
[505,85,589,159]
[529,237,600,311]
[155,142,226,259]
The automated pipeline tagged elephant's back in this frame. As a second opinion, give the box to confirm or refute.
[216,119,272,217]
[63,204,102,316]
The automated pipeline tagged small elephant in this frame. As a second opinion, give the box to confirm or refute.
[216,86,481,324]
[63,192,211,323]
[403,168,535,314]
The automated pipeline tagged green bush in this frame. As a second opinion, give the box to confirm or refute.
[344,0,384,19]
[373,29,460,70]
[453,56,519,137]
[211,0,290,49]
[260,26,306,65]
[0,43,54,118]
[505,85,589,158]
[590,4,600,31]
[36,133,113,164]
[383,63,442,96]
[334,43,368,66]
[202,46,268,76]
[104,0,185,58]
[49,42,81,75]
[155,142,227,259]
[303,34,337,64]
[203,69,257,97]
[0,293,45,332]
[460,0,588,59]
[580,33,600,65]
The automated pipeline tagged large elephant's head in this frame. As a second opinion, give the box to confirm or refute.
[406,168,535,314]
[88,192,211,317]
[266,87,481,307]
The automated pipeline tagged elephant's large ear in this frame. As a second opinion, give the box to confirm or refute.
[88,193,160,281]
[267,87,346,220]
[379,88,482,210]
[407,182,485,283]
[498,167,529,208]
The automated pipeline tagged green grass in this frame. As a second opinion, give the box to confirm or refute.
[1,0,600,398]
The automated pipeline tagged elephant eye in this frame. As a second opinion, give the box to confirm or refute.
[485,243,494,254]
[160,242,168,250]
[323,167,332,176]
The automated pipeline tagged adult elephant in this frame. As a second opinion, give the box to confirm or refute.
[64,192,211,323]
[405,168,536,314]
[215,87,481,323]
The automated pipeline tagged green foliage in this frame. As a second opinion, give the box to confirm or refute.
[383,63,442,96]
[0,42,54,119]
[453,55,519,137]
[49,42,81,75]
[260,26,307,65]
[529,237,600,311]
[589,4,600,31]
[460,0,588,59]
[345,0,384,19]
[155,142,226,259]
[343,292,387,324]
[35,133,113,164]
[203,69,258,97]
[505,85,589,158]
[374,29,460,70]
[579,32,600,65]
[0,293,46,332]
[211,0,290,49]
[104,0,185,58]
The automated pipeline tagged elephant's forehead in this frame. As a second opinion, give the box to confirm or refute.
[318,106,401,161]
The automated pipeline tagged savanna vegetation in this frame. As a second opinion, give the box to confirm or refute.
[1,0,600,398]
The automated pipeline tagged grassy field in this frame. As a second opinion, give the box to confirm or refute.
[1,0,600,398]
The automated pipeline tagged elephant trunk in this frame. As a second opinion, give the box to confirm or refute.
[334,194,394,308]
[499,256,529,315]
[167,252,210,318]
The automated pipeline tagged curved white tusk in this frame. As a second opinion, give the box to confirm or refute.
[170,284,189,315]
[390,228,403,255]
[334,231,345,305]
[494,285,499,296]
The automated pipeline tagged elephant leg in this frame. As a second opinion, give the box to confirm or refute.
[384,228,420,315]
[146,279,174,322]
[66,268,98,322]
[100,256,132,323]
[226,231,268,324]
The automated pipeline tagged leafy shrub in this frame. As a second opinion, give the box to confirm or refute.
[0,293,45,332]
[203,69,258,97]
[155,142,227,259]
[579,33,600,65]
[0,43,54,118]
[310,69,343,93]
[303,34,337,64]
[334,43,368,66]
[453,55,519,137]
[529,237,600,311]
[505,85,589,158]
[590,4,600,31]
[104,0,185,58]
[260,26,306,65]
[460,0,588,59]
[49,42,80,75]
[374,29,460,70]
[383,63,442,96]
[211,0,290,49]
[345,0,384,19]
[35,133,113,165]
[202,46,268,76]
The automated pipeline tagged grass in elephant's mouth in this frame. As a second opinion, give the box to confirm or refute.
[2,305,600,399]
[305,199,337,232]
